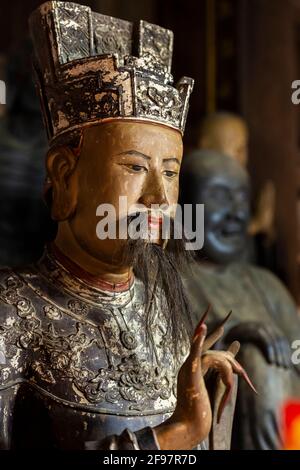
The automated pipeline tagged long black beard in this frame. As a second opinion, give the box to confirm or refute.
[122,217,194,360]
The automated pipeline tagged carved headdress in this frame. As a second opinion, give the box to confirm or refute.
[29,1,194,146]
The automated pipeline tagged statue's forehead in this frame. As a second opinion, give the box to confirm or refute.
[82,121,183,154]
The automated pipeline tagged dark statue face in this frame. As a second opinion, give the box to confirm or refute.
[201,172,250,264]
[180,150,250,265]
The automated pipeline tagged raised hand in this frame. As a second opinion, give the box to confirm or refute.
[225,321,291,369]
[154,323,212,450]
[154,310,256,450]
[202,341,257,423]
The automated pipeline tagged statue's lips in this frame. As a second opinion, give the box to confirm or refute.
[148,216,163,229]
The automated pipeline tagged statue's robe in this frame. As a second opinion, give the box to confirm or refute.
[0,248,187,450]
[183,261,300,450]
[0,246,240,450]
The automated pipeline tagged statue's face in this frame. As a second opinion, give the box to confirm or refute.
[64,121,183,266]
[199,169,250,264]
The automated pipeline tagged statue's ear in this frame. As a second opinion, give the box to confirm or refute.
[46,146,78,221]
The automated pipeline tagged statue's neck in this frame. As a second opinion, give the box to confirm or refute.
[53,222,133,291]
[50,243,133,292]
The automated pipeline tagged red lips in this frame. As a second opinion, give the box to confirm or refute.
[148,215,163,229]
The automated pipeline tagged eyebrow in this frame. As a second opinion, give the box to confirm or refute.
[116,150,180,165]
[163,157,180,165]
[117,150,151,160]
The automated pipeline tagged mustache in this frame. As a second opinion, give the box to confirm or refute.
[127,210,166,225]
[126,212,188,242]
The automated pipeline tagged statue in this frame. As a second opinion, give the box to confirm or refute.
[198,112,275,244]
[180,148,300,449]
[198,112,249,167]
[0,2,254,450]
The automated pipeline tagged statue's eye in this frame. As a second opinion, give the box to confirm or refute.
[163,170,178,178]
[131,165,144,172]
[125,164,147,173]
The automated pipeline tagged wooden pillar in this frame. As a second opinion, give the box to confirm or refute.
[238,0,299,300]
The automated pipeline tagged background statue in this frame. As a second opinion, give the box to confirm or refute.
[180,149,300,449]
[198,112,276,253]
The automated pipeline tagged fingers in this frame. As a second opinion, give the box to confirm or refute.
[202,310,232,352]
[262,325,288,369]
[277,337,290,369]
[277,337,287,369]
[188,323,207,380]
[281,337,292,369]
[191,323,207,351]
[227,356,258,394]
[203,326,224,352]
[226,323,278,366]
[271,329,284,368]
[227,340,240,357]
[186,324,209,407]
[265,342,276,365]
[255,325,277,365]
[176,324,208,410]
[203,355,234,424]
[201,349,257,423]
[203,350,258,395]
[217,370,234,424]
[256,325,288,369]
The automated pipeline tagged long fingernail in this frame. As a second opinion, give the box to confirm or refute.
[193,324,207,344]
[241,369,258,394]
[193,306,211,340]
[218,310,232,329]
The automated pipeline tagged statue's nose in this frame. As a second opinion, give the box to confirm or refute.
[139,173,168,208]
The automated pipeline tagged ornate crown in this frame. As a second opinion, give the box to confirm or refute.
[29,1,194,145]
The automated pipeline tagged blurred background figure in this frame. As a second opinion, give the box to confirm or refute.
[198,112,249,167]
[180,148,300,450]
[198,111,276,267]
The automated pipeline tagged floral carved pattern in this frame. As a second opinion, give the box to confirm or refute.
[136,80,182,128]
[74,353,173,411]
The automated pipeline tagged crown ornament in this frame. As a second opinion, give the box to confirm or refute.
[29,1,194,145]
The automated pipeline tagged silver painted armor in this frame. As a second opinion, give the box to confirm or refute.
[0,249,187,449]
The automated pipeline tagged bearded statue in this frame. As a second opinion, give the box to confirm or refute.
[0,2,255,450]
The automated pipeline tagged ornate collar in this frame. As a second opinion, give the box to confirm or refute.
[50,243,134,292]
[35,246,136,308]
